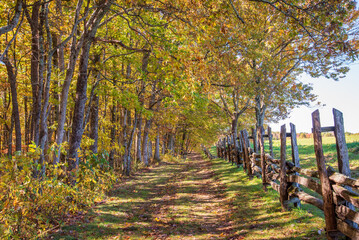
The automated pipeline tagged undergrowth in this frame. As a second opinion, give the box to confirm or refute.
[0,147,117,239]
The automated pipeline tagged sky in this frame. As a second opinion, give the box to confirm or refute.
[271,62,359,133]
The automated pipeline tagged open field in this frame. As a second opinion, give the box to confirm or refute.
[267,135,359,178]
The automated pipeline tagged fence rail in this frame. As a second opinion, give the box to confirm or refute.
[207,108,359,239]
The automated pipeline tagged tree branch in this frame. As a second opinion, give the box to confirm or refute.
[94,37,151,52]
[228,0,245,24]
[0,0,23,36]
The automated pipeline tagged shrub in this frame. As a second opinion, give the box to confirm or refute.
[0,149,117,239]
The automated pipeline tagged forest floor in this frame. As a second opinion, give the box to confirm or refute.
[48,153,326,240]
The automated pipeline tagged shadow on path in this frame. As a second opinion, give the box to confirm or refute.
[48,153,237,240]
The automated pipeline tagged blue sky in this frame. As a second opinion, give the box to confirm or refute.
[271,62,359,133]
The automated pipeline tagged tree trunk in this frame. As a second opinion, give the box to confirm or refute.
[68,41,92,171]
[136,115,142,162]
[255,93,266,130]
[154,131,160,162]
[90,93,99,154]
[55,0,65,72]
[168,133,174,155]
[67,1,111,171]
[148,140,152,162]
[124,110,138,175]
[180,128,186,157]
[162,134,166,154]
[142,118,152,166]
[53,0,83,165]
[24,96,29,149]
[7,115,14,157]
[121,108,128,169]
[28,1,41,145]
[109,104,116,167]
[3,57,21,152]
[185,133,191,155]
[39,3,53,173]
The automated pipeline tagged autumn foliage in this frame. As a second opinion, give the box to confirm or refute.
[0,0,358,238]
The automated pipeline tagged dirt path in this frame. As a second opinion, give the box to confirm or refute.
[50,153,237,240]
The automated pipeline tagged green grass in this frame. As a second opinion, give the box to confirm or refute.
[208,147,327,239]
[212,134,359,239]
[269,135,359,178]
[48,160,184,239]
[48,155,242,239]
[47,136,359,240]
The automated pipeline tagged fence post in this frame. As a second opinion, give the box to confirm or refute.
[229,135,232,164]
[224,136,228,161]
[333,108,357,230]
[240,130,246,170]
[233,133,239,166]
[242,129,252,176]
[230,134,235,165]
[290,123,301,208]
[312,110,338,239]
[333,108,350,176]
[268,126,273,157]
[227,136,231,163]
[252,127,258,153]
[220,139,224,158]
[258,127,267,191]
[238,131,244,166]
[280,124,289,211]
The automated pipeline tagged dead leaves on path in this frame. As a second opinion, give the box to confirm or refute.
[49,154,240,239]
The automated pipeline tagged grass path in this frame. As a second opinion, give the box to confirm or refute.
[49,154,236,239]
[49,153,326,240]
[209,156,326,240]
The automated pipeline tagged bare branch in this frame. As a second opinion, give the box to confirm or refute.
[228,0,245,24]
[0,0,23,36]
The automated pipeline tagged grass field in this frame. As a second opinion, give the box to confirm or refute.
[265,134,359,178]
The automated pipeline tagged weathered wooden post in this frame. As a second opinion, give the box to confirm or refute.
[242,129,252,177]
[225,136,229,162]
[230,134,235,165]
[258,127,267,191]
[252,127,258,153]
[238,131,243,165]
[312,110,338,239]
[333,108,357,230]
[227,136,231,163]
[240,130,246,170]
[290,123,301,208]
[216,141,221,158]
[233,133,239,165]
[268,126,273,157]
[280,124,289,211]
[333,108,350,176]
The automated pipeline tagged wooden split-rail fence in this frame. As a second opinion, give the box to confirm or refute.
[206,109,359,239]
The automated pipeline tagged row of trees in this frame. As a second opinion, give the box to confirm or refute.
[0,0,357,177]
